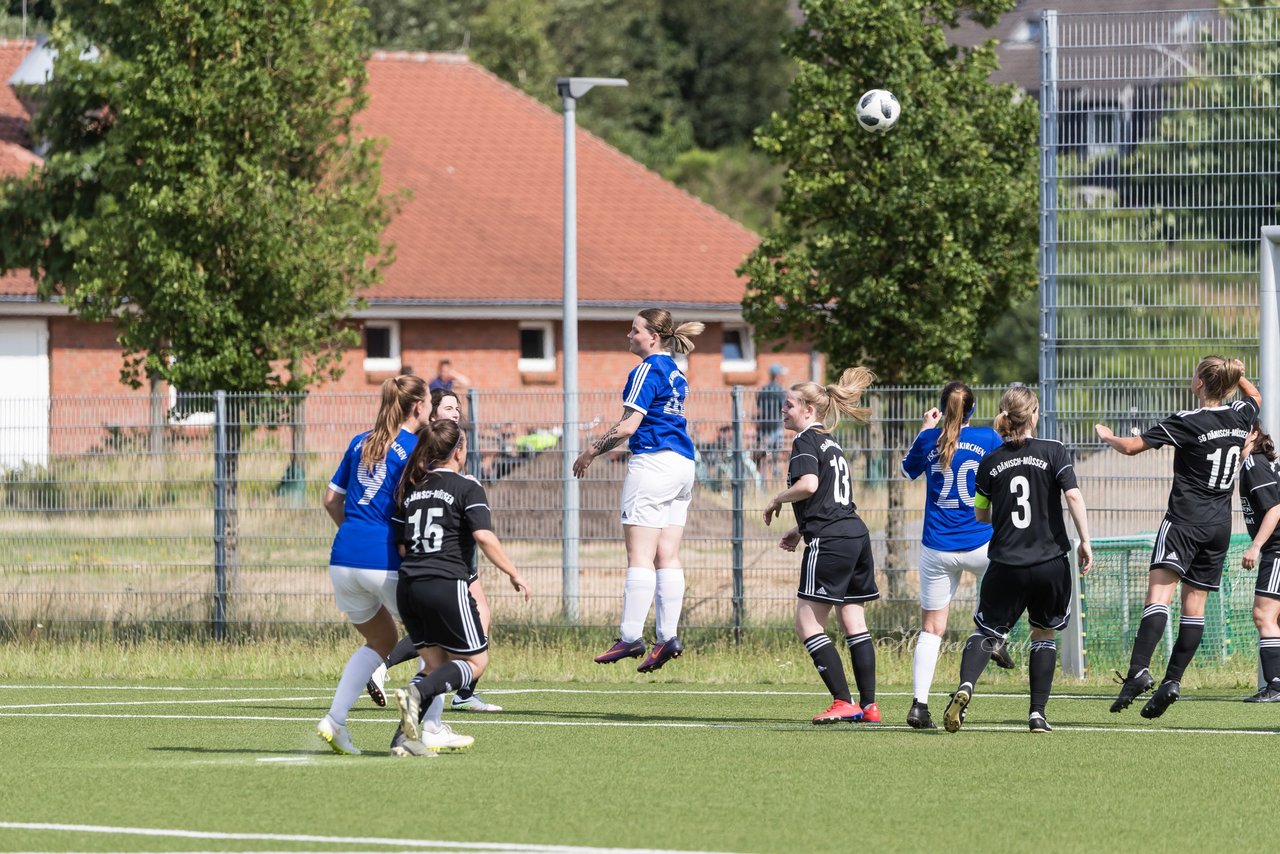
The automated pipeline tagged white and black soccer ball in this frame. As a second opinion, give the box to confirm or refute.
[856,89,900,134]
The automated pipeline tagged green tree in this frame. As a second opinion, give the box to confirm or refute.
[659,0,791,150]
[739,0,1038,600]
[0,0,392,394]
[358,0,485,50]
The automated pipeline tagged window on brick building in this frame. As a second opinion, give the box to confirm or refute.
[720,325,756,373]
[518,321,555,373]
[363,321,401,373]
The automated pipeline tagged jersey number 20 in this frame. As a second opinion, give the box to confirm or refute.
[932,459,979,509]
[407,507,445,553]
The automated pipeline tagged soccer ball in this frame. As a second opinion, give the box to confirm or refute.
[856,89,900,134]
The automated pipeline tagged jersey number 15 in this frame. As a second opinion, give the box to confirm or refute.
[407,507,445,553]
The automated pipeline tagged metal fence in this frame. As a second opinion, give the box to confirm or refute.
[0,386,1023,639]
[1037,6,1280,672]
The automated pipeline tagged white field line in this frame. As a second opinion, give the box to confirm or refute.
[0,822,739,854]
[0,696,325,710]
[0,685,1249,702]
[0,710,1274,736]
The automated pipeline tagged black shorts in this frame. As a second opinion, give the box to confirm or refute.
[1257,553,1280,601]
[397,576,488,655]
[797,535,879,604]
[1150,517,1231,592]
[973,555,1072,638]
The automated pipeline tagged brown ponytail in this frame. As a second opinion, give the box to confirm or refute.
[936,381,975,471]
[397,419,465,505]
[362,374,427,472]
[638,307,706,355]
[1253,420,1278,463]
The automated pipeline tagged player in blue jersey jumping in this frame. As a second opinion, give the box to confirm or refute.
[574,308,704,673]
[900,382,1013,729]
[316,375,427,755]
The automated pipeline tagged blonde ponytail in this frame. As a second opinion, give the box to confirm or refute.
[792,366,877,431]
[993,385,1038,447]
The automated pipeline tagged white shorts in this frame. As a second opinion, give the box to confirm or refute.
[918,543,990,611]
[329,564,400,624]
[620,450,696,528]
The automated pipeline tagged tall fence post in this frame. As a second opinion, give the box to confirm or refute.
[466,388,482,480]
[212,390,228,641]
[731,386,745,644]
[1061,538,1085,677]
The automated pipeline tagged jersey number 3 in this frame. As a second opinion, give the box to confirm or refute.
[407,507,445,553]
[1009,475,1032,529]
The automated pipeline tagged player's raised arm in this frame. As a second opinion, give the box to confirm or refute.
[1095,423,1150,456]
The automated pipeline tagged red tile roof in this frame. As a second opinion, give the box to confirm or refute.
[0,43,38,298]
[0,41,32,148]
[0,43,760,308]
[363,52,758,308]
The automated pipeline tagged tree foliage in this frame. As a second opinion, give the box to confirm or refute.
[0,0,392,393]
[739,0,1038,385]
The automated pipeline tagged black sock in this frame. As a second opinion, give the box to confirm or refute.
[1261,638,1280,685]
[386,635,419,669]
[1128,603,1169,677]
[845,632,876,706]
[804,634,851,703]
[958,632,995,689]
[410,660,474,702]
[1029,639,1057,716]
[454,677,480,701]
[1162,616,1205,683]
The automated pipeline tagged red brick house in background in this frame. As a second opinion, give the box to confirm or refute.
[0,42,819,463]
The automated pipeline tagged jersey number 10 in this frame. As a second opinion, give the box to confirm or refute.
[407,507,445,553]
[1206,447,1241,490]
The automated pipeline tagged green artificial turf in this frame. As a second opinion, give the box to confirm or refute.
[0,680,1277,853]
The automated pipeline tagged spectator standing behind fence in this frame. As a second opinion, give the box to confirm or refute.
[899,382,1013,731]
[1237,422,1280,703]
[754,364,788,480]
[942,385,1092,734]
[763,366,882,724]
[429,358,471,393]
[574,308,703,674]
[315,374,426,756]
[1097,356,1260,720]
[390,419,531,757]
[367,388,505,715]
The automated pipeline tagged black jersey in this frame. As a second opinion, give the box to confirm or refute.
[1141,398,1258,526]
[975,438,1078,566]
[392,469,492,581]
[1240,453,1280,551]
[787,426,868,541]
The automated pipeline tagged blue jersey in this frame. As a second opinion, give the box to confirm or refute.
[328,428,418,570]
[901,424,1002,552]
[621,354,695,460]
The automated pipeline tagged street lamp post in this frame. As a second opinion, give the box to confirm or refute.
[557,76,626,623]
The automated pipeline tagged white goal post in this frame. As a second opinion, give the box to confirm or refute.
[1257,225,1280,690]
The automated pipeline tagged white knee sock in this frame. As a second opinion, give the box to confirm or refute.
[421,694,445,733]
[913,631,943,704]
[620,567,657,643]
[654,567,686,643]
[328,644,384,726]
